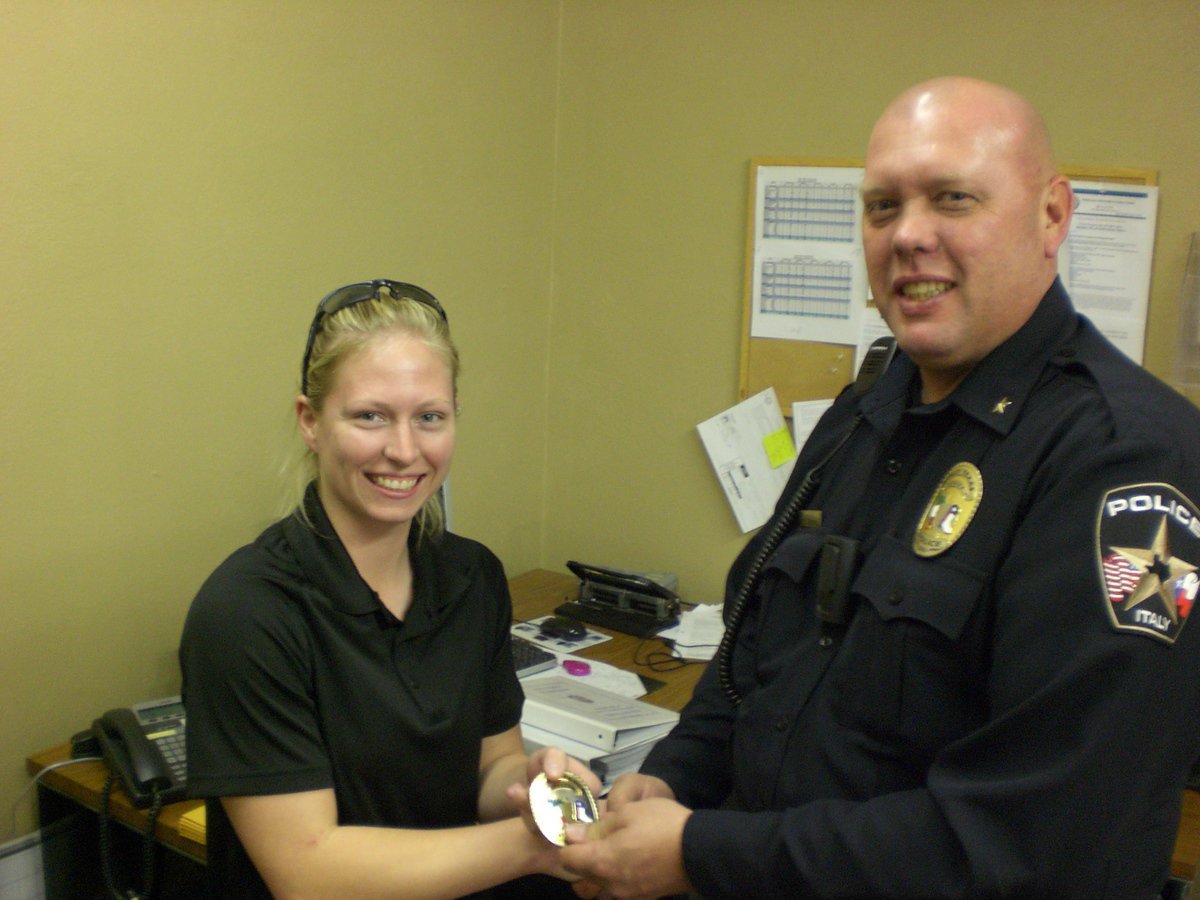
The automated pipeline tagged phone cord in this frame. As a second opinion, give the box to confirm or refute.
[716,414,864,706]
[99,773,164,900]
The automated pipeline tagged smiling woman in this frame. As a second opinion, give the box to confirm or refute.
[177,281,593,899]
[301,321,456,574]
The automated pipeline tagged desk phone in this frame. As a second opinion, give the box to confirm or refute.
[93,695,187,807]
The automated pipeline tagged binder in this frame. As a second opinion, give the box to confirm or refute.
[520,678,678,752]
[521,722,661,789]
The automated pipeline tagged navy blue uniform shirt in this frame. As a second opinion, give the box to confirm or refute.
[644,281,1200,897]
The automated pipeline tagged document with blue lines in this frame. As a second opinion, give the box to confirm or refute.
[750,163,868,346]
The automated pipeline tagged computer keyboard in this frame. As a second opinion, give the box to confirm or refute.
[512,635,557,678]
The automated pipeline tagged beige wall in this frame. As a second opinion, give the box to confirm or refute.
[1,0,560,834]
[3,0,1197,837]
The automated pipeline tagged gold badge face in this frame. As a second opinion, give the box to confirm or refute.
[529,772,599,846]
[914,462,983,558]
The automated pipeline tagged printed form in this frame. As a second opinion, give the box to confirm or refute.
[1058,181,1158,363]
[697,387,797,532]
[750,165,869,346]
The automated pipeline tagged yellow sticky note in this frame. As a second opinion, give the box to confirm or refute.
[763,427,796,468]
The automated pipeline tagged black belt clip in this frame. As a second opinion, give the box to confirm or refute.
[814,534,860,626]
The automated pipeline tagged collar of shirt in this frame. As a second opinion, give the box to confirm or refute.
[282,483,472,635]
[861,278,1079,437]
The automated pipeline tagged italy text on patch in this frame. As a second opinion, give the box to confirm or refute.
[1096,483,1200,644]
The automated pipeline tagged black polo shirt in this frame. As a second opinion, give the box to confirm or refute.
[645,281,1200,897]
[180,485,523,897]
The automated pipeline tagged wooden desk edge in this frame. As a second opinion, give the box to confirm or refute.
[27,744,206,862]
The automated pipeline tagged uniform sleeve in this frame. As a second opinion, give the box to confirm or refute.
[679,430,1200,897]
[180,549,332,798]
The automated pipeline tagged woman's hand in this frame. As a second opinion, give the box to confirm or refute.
[506,745,604,836]
[529,745,604,795]
[498,745,603,882]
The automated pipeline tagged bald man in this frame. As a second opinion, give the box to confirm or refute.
[561,78,1200,898]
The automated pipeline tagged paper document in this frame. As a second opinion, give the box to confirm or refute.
[178,804,207,842]
[697,387,798,532]
[749,165,869,345]
[519,658,649,699]
[791,399,835,456]
[1058,181,1157,363]
[658,603,725,661]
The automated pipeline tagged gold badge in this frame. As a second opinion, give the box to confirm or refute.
[914,462,983,557]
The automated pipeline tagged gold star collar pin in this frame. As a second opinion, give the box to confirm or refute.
[992,397,1012,415]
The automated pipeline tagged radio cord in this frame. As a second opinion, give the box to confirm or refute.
[716,415,864,706]
[99,773,164,899]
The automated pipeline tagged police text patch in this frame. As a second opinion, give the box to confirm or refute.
[1096,483,1199,644]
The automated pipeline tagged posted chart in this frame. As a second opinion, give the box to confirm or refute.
[759,257,853,320]
[751,164,866,344]
[762,177,857,243]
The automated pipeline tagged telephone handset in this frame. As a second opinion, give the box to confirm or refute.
[92,696,188,807]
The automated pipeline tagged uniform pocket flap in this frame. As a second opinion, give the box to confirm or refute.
[854,534,985,640]
[763,531,828,584]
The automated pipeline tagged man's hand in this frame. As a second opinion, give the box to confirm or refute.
[560,797,693,900]
[603,772,676,811]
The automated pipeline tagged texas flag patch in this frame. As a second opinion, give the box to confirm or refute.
[1097,483,1200,644]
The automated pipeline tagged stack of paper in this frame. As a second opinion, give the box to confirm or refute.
[178,802,206,843]
[658,602,725,661]
[520,678,679,789]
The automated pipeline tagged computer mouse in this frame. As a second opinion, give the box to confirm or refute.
[539,615,587,641]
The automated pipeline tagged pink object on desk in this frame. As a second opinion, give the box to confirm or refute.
[562,659,591,676]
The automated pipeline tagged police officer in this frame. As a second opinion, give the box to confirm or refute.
[560,77,1200,897]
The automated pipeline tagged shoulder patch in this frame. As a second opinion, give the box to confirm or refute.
[1096,483,1200,644]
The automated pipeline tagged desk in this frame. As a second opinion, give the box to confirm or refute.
[507,568,702,712]
[27,569,1200,884]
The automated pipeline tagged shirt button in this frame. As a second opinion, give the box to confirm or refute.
[774,717,788,732]
[818,635,833,648]
[888,590,904,605]
[885,459,901,475]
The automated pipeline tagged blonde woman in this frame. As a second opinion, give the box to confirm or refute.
[181,281,590,898]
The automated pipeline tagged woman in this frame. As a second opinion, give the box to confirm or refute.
[180,280,590,898]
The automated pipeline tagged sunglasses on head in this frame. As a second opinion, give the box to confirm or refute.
[300,279,449,396]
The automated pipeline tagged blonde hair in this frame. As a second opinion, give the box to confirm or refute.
[282,293,460,543]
